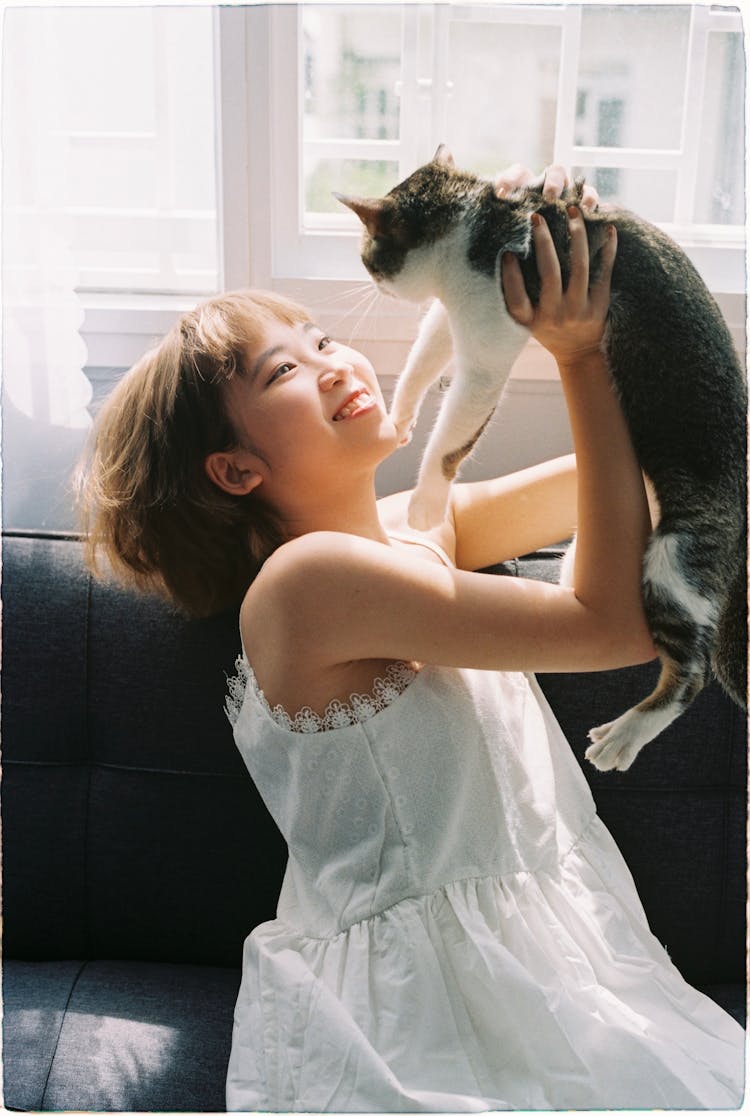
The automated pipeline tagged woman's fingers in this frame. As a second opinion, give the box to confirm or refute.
[566,206,590,309]
[580,182,600,211]
[501,253,534,326]
[590,225,618,317]
[495,162,601,213]
[494,163,535,198]
[541,164,569,201]
[503,203,617,344]
[531,214,562,307]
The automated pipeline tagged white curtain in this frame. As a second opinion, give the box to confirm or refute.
[3,7,92,530]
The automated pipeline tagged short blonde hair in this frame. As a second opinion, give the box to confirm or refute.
[77,289,311,616]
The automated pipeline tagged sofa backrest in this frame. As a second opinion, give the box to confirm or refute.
[2,531,286,967]
[2,533,746,987]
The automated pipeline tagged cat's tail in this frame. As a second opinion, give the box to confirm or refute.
[712,542,748,710]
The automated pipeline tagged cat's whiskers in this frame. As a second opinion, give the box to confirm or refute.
[330,283,383,347]
[322,282,378,343]
[323,280,373,307]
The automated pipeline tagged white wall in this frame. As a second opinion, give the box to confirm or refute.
[374,374,572,498]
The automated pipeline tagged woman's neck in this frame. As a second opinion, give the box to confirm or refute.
[275,478,390,546]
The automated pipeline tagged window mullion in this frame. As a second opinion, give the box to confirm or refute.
[273,4,304,236]
[429,3,450,156]
[674,4,711,226]
[552,3,582,169]
[268,5,304,277]
[153,8,179,289]
[215,6,253,290]
[398,4,421,177]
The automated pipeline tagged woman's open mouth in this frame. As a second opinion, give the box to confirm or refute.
[333,389,377,421]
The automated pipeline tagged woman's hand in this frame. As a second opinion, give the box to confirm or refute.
[494,163,600,210]
[501,207,617,368]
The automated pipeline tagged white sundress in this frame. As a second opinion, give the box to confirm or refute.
[224,539,745,1112]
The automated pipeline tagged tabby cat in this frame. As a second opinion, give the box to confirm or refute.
[336,146,747,772]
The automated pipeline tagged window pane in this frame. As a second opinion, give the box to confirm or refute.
[573,166,677,224]
[576,6,691,150]
[446,21,561,175]
[305,158,400,214]
[694,31,745,225]
[4,5,218,295]
[303,5,402,142]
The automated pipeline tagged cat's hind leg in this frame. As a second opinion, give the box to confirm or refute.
[585,527,719,771]
[585,657,710,771]
[390,299,453,446]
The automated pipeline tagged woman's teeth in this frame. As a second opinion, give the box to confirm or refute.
[334,392,373,420]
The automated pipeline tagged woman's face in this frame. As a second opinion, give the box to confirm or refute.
[222,318,400,501]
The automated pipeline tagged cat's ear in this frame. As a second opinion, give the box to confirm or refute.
[433,144,455,168]
[334,193,393,238]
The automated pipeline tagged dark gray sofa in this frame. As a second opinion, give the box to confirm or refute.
[2,529,746,1112]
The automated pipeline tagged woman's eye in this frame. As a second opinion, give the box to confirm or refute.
[268,362,295,385]
[318,335,332,351]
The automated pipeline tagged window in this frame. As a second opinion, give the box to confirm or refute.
[4,2,745,368]
[5,5,219,297]
[3,2,745,531]
[259,3,744,299]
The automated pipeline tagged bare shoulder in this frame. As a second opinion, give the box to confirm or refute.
[239,531,399,661]
[240,532,348,630]
[237,530,435,712]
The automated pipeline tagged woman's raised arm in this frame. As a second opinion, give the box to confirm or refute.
[502,208,652,633]
[244,206,654,678]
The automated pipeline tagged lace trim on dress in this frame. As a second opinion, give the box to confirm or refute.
[224,654,418,734]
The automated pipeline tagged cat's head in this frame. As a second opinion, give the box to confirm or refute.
[336,145,481,297]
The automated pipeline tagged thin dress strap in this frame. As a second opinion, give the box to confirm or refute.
[387,530,454,568]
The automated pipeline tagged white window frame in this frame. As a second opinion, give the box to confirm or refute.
[81,2,745,374]
[265,3,745,287]
[81,6,251,370]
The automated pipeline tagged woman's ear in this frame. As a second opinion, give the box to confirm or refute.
[204,449,264,496]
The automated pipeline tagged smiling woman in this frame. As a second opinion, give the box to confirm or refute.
[73,174,746,1108]
[9,7,746,1107]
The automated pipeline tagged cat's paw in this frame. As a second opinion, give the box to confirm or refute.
[390,409,417,447]
[585,712,650,772]
[407,489,449,531]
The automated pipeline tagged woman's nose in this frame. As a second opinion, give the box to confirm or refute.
[318,361,353,391]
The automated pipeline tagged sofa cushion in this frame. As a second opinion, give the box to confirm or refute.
[3,958,238,1112]
[1,959,85,1109]
[2,532,287,966]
